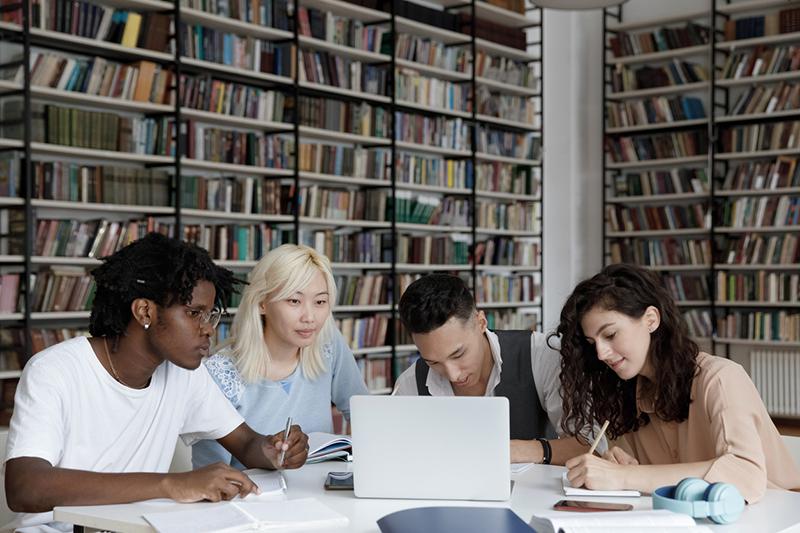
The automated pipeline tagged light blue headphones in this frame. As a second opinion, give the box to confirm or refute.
[652,478,745,524]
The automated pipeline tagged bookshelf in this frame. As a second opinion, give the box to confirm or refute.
[0,0,543,421]
[603,0,800,420]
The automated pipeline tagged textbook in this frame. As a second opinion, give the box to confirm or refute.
[143,498,348,533]
[378,507,534,533]
[562,472,640,497]
[529,509,712,533]
[307,432,352,463]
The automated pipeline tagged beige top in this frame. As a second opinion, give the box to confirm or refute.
[623,352,800,503]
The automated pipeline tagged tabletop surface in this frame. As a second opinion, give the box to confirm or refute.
[54,462,800,532]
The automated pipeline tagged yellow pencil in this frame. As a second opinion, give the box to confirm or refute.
[589,420,610,456]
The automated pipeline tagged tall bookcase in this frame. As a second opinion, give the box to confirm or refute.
[0,0,543,423]
[603,0,800,421]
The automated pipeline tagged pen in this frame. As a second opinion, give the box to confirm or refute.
[588,420,609,456]
[277,416,292,468]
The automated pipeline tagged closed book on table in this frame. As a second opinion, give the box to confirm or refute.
[377,507,534,533]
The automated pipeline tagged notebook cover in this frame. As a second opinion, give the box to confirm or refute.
[377,506,535,533]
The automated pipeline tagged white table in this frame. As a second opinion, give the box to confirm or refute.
[54,462,800,532]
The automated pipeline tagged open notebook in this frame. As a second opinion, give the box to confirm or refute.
[143,498,348,533]
[529,510,712,533]
[307,432,352,463]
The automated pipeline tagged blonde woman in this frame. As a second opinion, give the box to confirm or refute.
[192,244,368,469]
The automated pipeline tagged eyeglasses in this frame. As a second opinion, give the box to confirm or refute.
[184,306,223,329]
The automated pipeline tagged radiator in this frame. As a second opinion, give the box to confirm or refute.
[750,351,800,417]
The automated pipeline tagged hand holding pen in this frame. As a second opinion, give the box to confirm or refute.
[268,417,309,470]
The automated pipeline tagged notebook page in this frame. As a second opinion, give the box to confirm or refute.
[562,472,641,497]
[529,510,696,533]
[235,498,349,529]
[143,504,253,533]
[307,432,352,456]
[560,527,713,533]
[237,469,287,501]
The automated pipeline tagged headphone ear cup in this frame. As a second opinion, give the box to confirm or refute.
[673,477,709,501]
[704,482,745,525]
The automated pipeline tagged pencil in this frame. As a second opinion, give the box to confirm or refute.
[588,420,609,456]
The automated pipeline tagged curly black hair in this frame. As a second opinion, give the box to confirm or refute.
[89,232,240,337]
[398,274,475,334]
[551,263,699,440]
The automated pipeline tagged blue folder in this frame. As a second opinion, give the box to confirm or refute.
[377,506,536,533]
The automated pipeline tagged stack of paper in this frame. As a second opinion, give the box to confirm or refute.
[529,510,712,533]
[307,432,352,463]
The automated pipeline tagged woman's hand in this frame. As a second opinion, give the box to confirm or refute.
[603,446,639,465]
[565,453,630,491]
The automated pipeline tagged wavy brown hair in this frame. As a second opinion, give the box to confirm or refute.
[550,263,699,440]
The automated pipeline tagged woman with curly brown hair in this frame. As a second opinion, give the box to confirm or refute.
[553,263,800,503]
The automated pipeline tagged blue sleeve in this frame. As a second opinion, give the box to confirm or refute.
[328,327,369,421]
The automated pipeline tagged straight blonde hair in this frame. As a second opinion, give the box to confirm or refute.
[228,244,337,383]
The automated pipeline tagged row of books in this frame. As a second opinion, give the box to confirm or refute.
[299,50,388,94]
[717,271,800,304]
[0,274,20,314]
[182,224,294,261]
[299,144,391,179]
[729,82,800,117]
[720,45,800,80]
[607,237,711,268]
[684,309,712,338]
[477,129,541,160]
[179,24,294,78]
[605,95,706,129]
[475,51,538,90]
[606,203,708,232]
[720,157,800,192]
[394,114,469,150]
[34,218,165,259]
[484,308,540,330]
[30,266,96,312]
[395,234,470,265]
[476,201,540,233]
[31,162,171,206]
[181,176,292,215]
[394,33,470,74]
[720,121,800,153]
[605,131,707,163]
[393,193,468,227]
[301,229,389,264]
[609,23,710,58]
[298,6,386,54]
[662,273,709,302]
[723,9,800,41]
[185,122,293,168]
[611,168,708,197]
[297,186,388,222]
[476,88,537,125]
[395,155,471,189]
[717,310,800,342]
[473,273,541,305]
[179,0,292,29]
[27,52,173,106]
[472,236,541,267]
[295,96,390,138]
[718,196,800,228]
[337,316,389,350]
[722,233,799,266]
[181,75,286,122]
[396,69,470,114]
[335,274,390,306]
[358,357,391,392]
[610,60,708,93]
[28,0,170,52]
[0,156,20,197]
[476,164,539,197]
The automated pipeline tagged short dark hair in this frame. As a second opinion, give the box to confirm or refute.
[89,232,240,337]
[552,263,699,440]
[398,274,475,334]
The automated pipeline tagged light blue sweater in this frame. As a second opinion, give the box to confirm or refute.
[191,329,369,469]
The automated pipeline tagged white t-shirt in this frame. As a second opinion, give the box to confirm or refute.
[4,336,244,532]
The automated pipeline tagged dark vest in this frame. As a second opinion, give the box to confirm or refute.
[415,330,555,440]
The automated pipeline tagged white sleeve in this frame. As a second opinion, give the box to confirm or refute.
[391,365,419,396]
[5,358,67,466]
[530,333,566,437]
[179,365,245,446]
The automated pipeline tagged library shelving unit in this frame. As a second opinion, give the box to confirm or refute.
[603,0,800,420]
[0,0,544,419]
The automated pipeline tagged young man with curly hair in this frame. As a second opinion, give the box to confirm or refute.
[394,274,595,465]
[4,233,309,532]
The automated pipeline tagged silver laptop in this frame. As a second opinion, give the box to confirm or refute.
[350,395,510,501]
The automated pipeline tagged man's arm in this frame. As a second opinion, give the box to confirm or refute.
[5,457,259,513]
[218,422,309,470]
[511,436,590,465]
